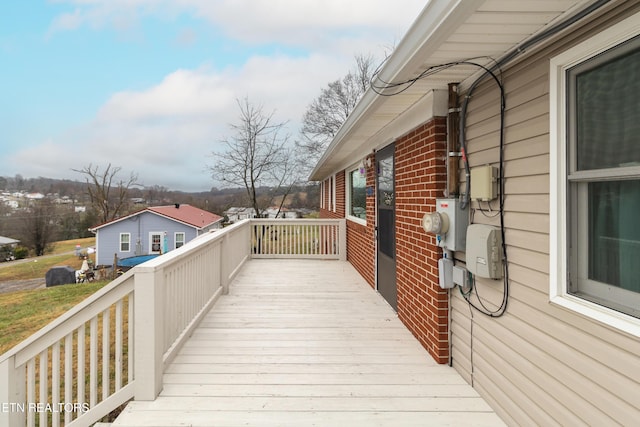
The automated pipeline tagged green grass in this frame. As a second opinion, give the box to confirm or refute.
[49,236,95,254]
[0,237,102,354]
[0,280,108,354]
[0,254,83,281]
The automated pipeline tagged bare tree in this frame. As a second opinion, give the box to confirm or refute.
[296,54,377,173]
[146,184,169,205]
[208,97,297,218]
[19,198,58,256]
[73,163,139,224]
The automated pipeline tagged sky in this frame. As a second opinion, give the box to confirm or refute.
[0,0,426,192]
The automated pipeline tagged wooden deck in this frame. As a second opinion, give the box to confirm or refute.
[112,259,505,426]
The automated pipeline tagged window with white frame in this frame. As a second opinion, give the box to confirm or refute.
[550,14,640,330]
[347,165,366,224]
[120,233,131,252]
[175,232,186,249]
[330,174,336,212]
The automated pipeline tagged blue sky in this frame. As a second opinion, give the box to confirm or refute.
[0,0,425,192]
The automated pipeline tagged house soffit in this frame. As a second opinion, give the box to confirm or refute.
[310,0,602,180]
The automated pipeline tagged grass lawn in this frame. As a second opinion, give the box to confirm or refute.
[0,237,103,354]
[0,280,108,354]
[49,236,96,255]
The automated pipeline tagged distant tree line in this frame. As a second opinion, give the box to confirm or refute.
[0,171,318,257]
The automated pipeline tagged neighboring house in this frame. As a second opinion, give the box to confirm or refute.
[0,236,19,249]
[263,207,302,219]
[90,204,223,266]
[225,206,302,220]
[224,207,257,222]
[311,1,639,425]
[0,236,19,247]
[0,236,19,261]
[1,199,18,209]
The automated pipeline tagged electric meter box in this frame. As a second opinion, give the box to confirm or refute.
[435,198,467,252]
[466,224,503,279]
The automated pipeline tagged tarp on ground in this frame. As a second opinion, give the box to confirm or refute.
[117,254,159,268]
[45,266,76,287]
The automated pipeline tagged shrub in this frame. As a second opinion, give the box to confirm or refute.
[13,246,29,259]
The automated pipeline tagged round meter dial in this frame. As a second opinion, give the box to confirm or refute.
[422,212,449,234]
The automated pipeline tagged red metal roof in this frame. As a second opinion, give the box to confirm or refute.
[146,204,223,229]
[90,204,223,231]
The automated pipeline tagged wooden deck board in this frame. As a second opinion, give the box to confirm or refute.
[113,259,505,426]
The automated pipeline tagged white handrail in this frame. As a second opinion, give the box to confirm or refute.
[0,218,344,426]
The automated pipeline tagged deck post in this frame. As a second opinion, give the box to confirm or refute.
[133,265,165,400]
[0,355,26,426]
[338,219,347,261]
[221,233,230,295]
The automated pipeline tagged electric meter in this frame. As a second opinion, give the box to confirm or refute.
[422,198,468,251]
[422,212,449,234]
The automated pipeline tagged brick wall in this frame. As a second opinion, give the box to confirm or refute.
[395,117,449,363]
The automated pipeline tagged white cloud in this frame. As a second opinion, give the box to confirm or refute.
[48,0,424,48]
[187,0,424,44]
[174,28,197,47]
[97,52,346,123]
[48,8,84,32]
[97,68,235,121]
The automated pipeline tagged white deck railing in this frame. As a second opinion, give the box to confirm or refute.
[251,219,346,259]
[0,218,345,426]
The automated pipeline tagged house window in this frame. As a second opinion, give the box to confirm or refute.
[328,174,336,213]
[550,14,640,334]
[347,166,366,224]
[120,233,131,252]
[175,232,185,249]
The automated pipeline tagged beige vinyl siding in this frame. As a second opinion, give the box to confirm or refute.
[451,2,640,425]
[450,296,473,382]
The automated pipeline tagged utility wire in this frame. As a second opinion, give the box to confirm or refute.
[372,56,510,317]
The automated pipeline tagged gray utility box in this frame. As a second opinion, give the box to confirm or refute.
[466,224,503,279]
[435,198,468,252]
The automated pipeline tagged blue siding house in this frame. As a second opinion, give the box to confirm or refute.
[89,204,223,266]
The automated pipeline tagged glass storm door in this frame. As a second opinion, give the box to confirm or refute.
[150,233,162,254]
[376,143,397,310]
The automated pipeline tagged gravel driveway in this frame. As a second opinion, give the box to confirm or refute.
[0,278,46,294]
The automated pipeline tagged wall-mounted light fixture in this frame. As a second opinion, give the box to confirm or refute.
[359,157,372,174]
